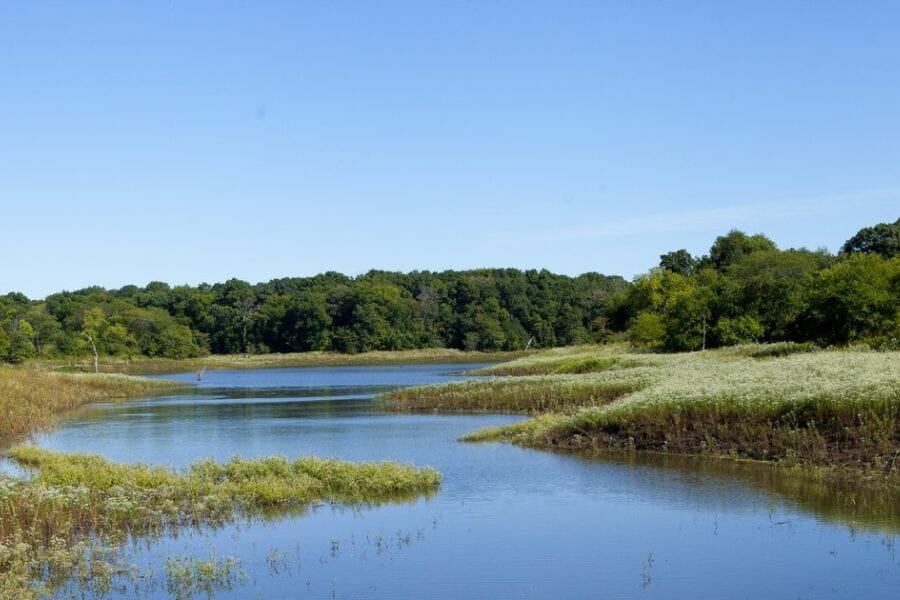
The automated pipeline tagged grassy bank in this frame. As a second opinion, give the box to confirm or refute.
[0,367,183,444]
[36,348,525,375]
[386,345,900,477]
[0,447,440,598]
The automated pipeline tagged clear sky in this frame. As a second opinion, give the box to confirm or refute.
[2,1,898,299]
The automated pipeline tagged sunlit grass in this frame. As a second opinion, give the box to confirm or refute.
[0,448,441,598]
[0,367,182,443]
[388,371,651,413]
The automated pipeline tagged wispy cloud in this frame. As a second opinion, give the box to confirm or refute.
[507,187,900,243]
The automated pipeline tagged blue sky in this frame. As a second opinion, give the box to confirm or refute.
[2,2,898,299]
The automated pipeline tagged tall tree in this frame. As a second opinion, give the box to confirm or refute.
[841,218,900,258]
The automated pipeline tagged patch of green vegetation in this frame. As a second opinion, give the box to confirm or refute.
[388,372,648,414]
[729,341,818,359]
[0,448,441,598]
[552,355,621,374]
[165,556,246,600]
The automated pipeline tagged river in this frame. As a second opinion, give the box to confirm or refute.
[28,363,900,599]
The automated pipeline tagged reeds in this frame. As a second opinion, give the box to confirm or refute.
[0,448,441,598]
[387,369,653,413]
[0,367,182,443]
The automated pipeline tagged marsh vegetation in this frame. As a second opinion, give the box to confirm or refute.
[0,447,440,598]
[388,345,900,478]
[0,367,182,443]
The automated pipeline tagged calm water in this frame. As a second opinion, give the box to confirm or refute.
[27,363,900,599]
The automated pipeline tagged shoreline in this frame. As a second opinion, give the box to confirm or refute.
[28,348,527,375]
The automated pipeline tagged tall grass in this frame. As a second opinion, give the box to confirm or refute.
[0,448,440,598]
[469,344,643,376]
[388,367,656,413]
[0,367,182,444]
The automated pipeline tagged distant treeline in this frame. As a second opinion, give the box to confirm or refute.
[1,218,898,362]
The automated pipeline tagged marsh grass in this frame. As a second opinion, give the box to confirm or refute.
[37,348,526,375]
[0,448,441,598]
[387,372,650,413]
[469,344,642,376]
[0,367,182,444]
[394,346,900,477]
[722,341,819,359]
[164,556,246,600]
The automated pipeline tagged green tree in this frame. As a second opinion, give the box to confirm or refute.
[282,292,332,351]
[659,249,697,276]
[841,218,900,258]
[628,312,664,349]
[708,230,777,270]
[0,327,8,360]
[660,270,718,351]
[5,320,36,363]
[727,249,826,340]
[156,324,200,359]
[102,323,138,357]
[800,254,900,345]
[713,316,764,346]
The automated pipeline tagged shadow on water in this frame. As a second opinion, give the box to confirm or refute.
[568,449,900,534]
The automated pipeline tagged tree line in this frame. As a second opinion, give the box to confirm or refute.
[0,218,897,362]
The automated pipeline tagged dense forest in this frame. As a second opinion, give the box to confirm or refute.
[1,219,897,362]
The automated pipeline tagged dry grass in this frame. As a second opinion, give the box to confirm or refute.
[0,367,182,444]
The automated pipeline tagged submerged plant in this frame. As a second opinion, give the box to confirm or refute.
[165,555,246,600]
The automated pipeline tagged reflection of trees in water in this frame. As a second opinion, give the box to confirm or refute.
[65,389,390,427]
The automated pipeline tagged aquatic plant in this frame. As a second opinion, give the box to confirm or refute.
[164,556,246,600]
[0,448,441,598]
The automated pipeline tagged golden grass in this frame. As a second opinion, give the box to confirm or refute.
[0,367,182,443]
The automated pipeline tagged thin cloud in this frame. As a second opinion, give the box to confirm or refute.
[510,187,900,243]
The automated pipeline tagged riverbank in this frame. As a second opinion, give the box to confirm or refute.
[32,348,526,375]
[386,345,900,480]
[0,366,184,444]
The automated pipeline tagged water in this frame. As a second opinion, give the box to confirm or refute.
[26,363,900,599]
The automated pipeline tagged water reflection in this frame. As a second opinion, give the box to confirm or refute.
[569,450,900,534]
